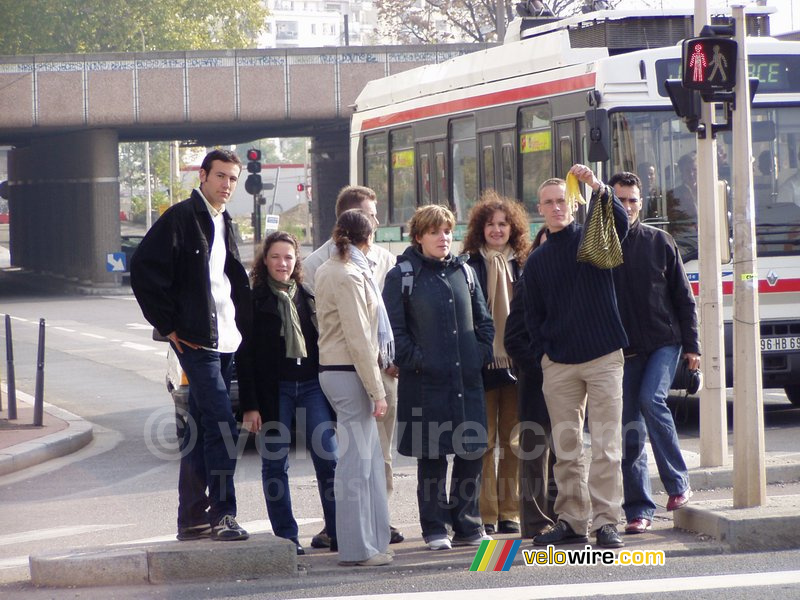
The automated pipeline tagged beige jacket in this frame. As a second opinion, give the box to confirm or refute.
[303,238,396,290]
[315,255,386,402]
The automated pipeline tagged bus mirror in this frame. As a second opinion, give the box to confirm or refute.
[585,107,609,162]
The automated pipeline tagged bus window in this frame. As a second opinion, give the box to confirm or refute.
[364,133,389,225]
[450,117,477,221]
[519,104,552,215]
[481,138,496,192]
[417,143,433,205]
[499,130,517,198]
[435,149,447,205]
[391,128,416,225]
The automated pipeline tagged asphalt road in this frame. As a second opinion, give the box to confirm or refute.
[1,287,799,599]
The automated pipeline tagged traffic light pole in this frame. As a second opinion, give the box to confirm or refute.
[730,4,766,508]
[694,0,728,468]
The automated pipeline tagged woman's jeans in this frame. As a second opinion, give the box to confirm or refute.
[261,379,337,540]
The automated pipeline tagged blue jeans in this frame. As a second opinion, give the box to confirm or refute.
[176,347,238,529]
[261,379,337,540]
[621,344,689,521]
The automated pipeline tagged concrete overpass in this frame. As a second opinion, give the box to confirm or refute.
[0,44,488,286]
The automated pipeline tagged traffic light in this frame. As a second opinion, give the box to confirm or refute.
[245,148,262,195]
[681,37,737,95]
[296,183,305,192]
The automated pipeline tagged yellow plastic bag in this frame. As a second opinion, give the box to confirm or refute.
[565,173,586,214]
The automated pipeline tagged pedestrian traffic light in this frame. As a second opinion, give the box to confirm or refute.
[245,148,262,195]
[296,183,305,192]
[681,37,737,94]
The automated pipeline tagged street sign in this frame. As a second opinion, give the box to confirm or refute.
[107,252,126,272]
[264,214,280,233]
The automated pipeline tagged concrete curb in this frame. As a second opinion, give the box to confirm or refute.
[29,534,297,587]
[0,392,94,476]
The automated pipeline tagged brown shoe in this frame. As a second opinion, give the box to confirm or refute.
[624,518,652,534]
[666,489,693,511]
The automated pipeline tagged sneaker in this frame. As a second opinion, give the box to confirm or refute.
[498,520,520,534]
[176,523,212,541]
[390,526,405,544]
[533,520,588,546]
[339,553,393,567]
[210,515,249,541]
[311,527,331,548]
[427,537,452,551]
[483,523,496,535]
[595,524,624,548]
[452,531,493,547]
[624,518,652,534]
[666,488,693,511]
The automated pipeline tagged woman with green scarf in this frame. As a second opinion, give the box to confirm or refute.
[242,231,337,556]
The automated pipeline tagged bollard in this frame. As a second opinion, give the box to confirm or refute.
[5,314,16,420]
[33,318,45,426]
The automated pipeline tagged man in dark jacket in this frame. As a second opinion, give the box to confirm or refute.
[608,172,700,535]
[523,164,629,549]
[131,149,253,542]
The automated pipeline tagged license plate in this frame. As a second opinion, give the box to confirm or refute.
[760,336,800,353]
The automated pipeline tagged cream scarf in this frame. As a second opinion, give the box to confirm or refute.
[480,245,515,369]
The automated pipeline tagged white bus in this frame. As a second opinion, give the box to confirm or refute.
[349,7,800,404]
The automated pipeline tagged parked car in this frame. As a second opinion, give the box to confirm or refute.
[121,234,144,272]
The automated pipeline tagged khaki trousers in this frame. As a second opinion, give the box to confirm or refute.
[541,350,624,534]
[479,383,520,525]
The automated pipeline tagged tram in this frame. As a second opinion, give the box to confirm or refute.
[349,7,800,402]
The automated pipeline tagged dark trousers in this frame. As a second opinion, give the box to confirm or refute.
[176,347,238,529]
[416,452,482,541]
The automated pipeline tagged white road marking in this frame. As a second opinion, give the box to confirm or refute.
[81,332,106,339]
[52,326,76,332]
[126,323,153,329]
[122,341,159,352]
[293,570,800,600]
[0,556,29,569]
[0,524,127,547]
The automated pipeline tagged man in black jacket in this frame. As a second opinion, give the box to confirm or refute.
[608,172,700,535]
[131,149,253,542]
[523,165,629,549]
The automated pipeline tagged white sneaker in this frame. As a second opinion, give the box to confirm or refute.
[427,537,452,551]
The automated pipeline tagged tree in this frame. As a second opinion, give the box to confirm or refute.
[375,0,610,44]
[0,0,268,55]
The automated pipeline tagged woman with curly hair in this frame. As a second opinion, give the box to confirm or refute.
[462,190,531,535]
[241,231,337,556]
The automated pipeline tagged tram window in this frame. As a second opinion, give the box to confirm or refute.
[435,152,447,204]
[519,104,553,215]
[391,128,416,225]
[419,150,432,205]
[501,143,515,197]
[364,134,389,226]
[451,117,478,222]
[482,145,496,191]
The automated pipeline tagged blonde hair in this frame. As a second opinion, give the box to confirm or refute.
[537,178,566,198]
[407,205,455,251]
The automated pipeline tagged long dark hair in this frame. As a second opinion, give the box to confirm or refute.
[251,231,303,288]
[461,190,531,264]
[332,209,373,259]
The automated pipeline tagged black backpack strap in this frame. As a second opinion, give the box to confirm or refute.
[461,263,476,296]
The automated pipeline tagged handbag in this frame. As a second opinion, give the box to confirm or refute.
[482,366,518,390]
[577,187,624,269]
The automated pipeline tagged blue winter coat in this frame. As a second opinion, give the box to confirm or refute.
[383,246,495,458]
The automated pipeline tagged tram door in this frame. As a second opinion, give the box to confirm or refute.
[417,140,448,207]
[554,119,585,178]
[479,129,517,199]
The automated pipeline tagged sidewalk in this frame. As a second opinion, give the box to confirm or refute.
[0,387,93,476]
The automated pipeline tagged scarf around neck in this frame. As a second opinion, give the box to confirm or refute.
[267,277,307,359]
[480,244,515,369]
[349,244,395,367]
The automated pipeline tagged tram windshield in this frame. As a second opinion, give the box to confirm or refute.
[608,107,800,262]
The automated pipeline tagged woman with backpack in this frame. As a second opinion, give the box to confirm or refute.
[383,204,495,550]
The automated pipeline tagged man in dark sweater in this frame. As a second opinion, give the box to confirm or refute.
[608,172,700,535]
[522,164,629,549]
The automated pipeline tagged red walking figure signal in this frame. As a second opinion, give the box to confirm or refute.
[681,37,737,93]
